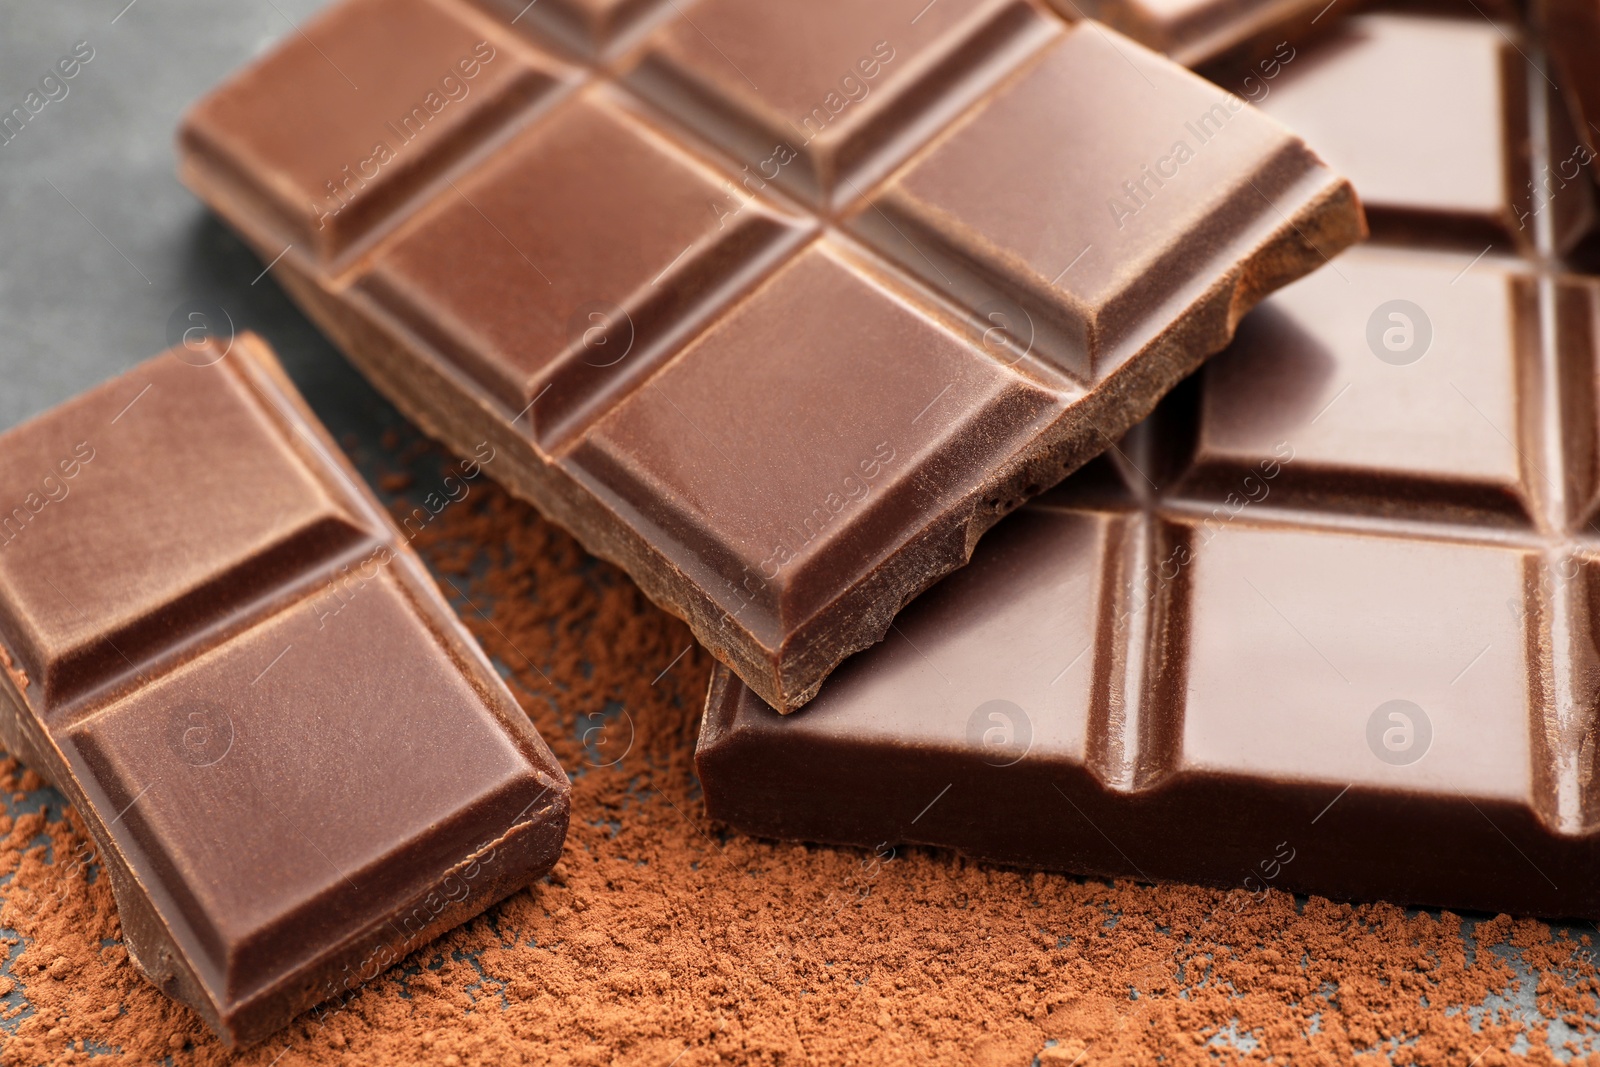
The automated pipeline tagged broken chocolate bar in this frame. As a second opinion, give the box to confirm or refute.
[178,0,1364,713]
[0,335,570,1044]
[700,245,1600,919]
[702,237,1600,918]
[697,12,1600,919]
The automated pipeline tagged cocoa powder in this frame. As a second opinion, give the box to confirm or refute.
[0,438,1597,1066]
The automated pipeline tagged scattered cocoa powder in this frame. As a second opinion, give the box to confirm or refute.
[1,439,1598,1066]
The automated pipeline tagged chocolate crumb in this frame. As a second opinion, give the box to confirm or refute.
[0,643,28,692]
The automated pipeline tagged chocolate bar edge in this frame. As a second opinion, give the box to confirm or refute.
[694,662,1600,920]
[0,335,572,1046]
[175,99,1365,715]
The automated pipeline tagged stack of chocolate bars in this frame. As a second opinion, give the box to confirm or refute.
[1,0,1595,1045]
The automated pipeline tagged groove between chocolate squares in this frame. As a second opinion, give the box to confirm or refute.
[193,155,1358,716]
[0,339,393,725]
[178,1,1366,711]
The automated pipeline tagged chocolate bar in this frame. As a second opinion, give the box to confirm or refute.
[0,335,570,1044]
[177,0,1364,714]
[701,243,1600,919]
[697,13,1600,919]
[1251,11,1591,254]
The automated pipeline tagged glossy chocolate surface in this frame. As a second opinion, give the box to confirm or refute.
[1068,0,1338,65]
[698,10,1600,918]
[179,0,1363,713]
[0,336,569,1044]
[1256,12,1591,254]
[701,247,1600,919]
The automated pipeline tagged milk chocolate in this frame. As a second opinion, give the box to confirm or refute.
[1066,0,1343,66]
[0,335,570,1044]
[178,0,1364,713]
[700,245,1600,919]
[698,11,1600,919]
[1254,11,1591,254]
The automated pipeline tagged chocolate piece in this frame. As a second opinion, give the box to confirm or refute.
[178,0,1364,713]
[625,0,1057,210]
[179,0,576,264]
[0,335,570,1045]
[699,239,1600,918]
[1254,12,1592,254]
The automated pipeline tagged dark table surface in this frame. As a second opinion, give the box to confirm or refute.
[0,0,397,446]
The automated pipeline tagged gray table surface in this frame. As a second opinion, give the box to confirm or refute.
[0,0,396,444]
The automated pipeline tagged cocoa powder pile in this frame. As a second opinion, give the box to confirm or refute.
[1,435,1598,1066]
